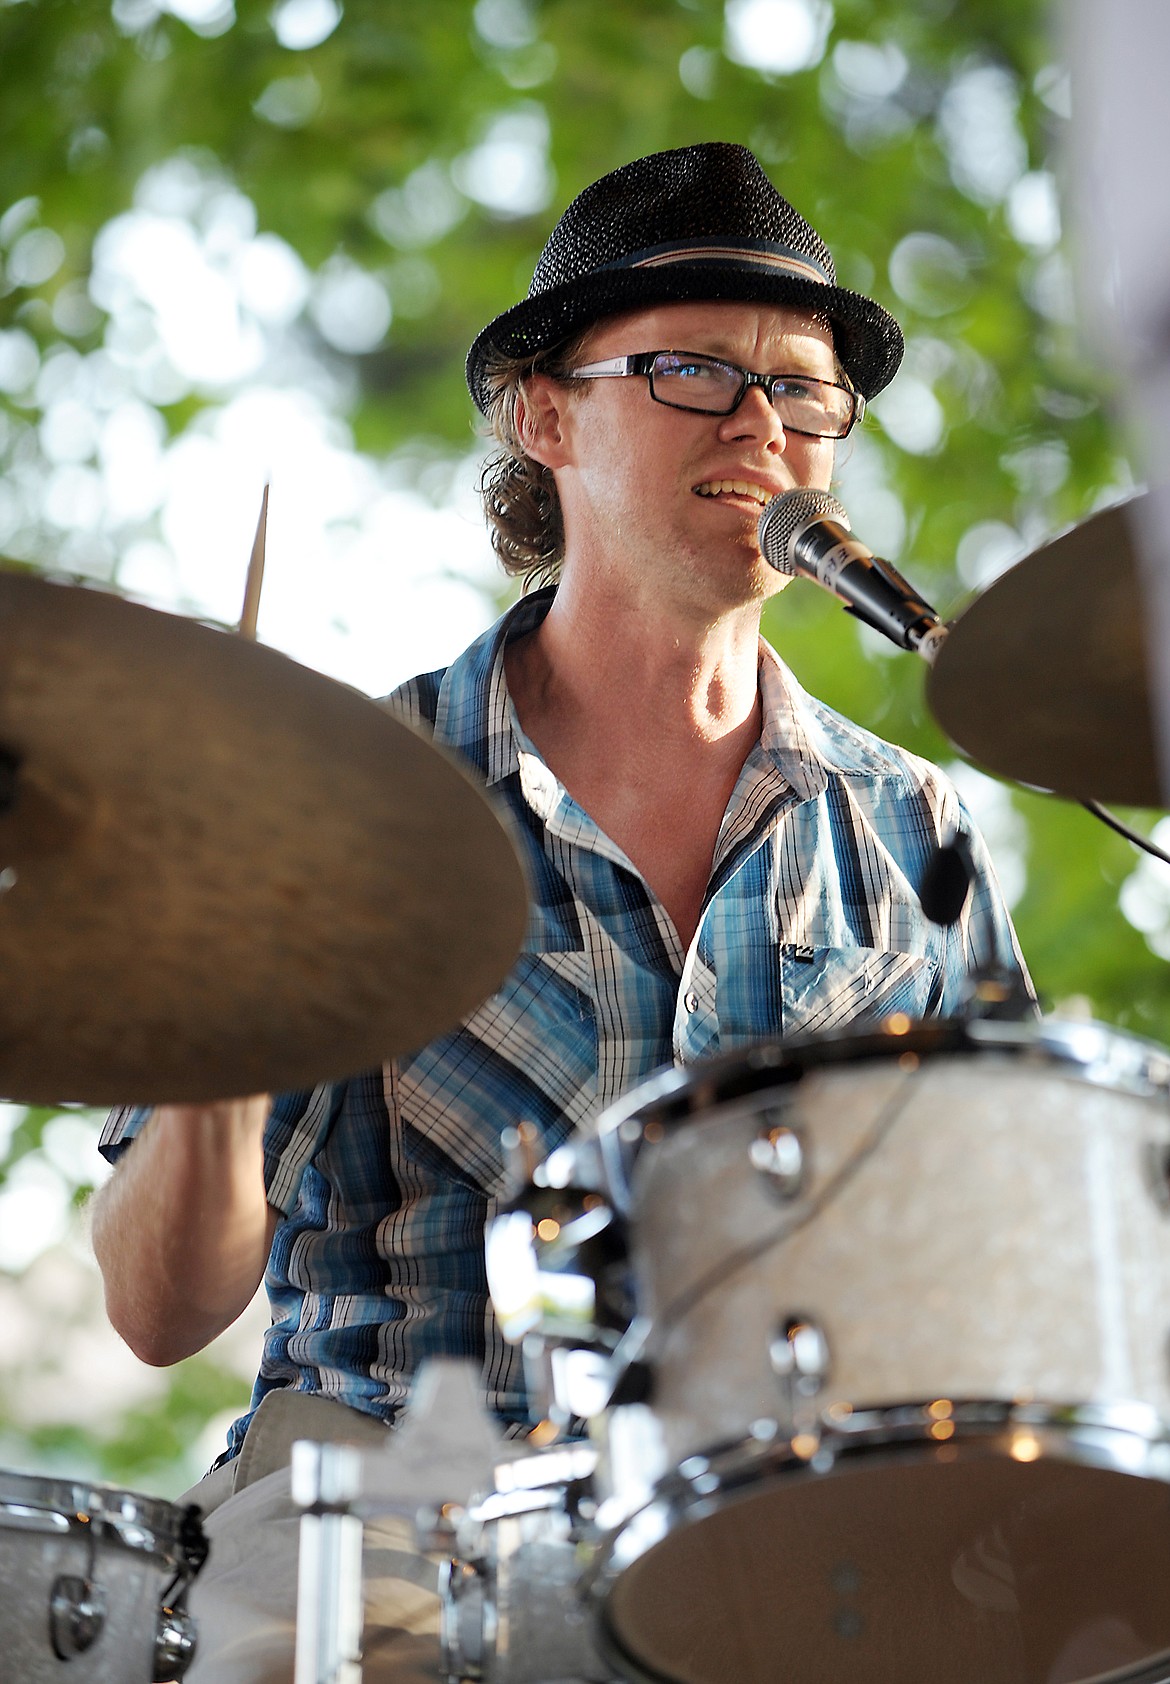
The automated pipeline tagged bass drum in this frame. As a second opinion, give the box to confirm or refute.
[581,1016,1170,1684]
[0,1468,206,1681]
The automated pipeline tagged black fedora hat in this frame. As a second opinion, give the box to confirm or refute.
[466,142,904,413]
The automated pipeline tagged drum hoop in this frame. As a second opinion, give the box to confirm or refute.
[605,1017,1170,1132]
[0,1471,193,1569]
[585,1396,1170,1678]
[585,1015,1170,1211]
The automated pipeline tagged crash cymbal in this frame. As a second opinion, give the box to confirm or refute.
[927,496,1161,808]
[0,573,528,1106]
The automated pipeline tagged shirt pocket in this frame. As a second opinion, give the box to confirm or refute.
[781,944,940,1037]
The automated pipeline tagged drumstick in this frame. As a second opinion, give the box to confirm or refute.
[238,482,269,641]
[237,487,271,1119]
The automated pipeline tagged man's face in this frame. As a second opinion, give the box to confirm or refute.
[544,298,841,613]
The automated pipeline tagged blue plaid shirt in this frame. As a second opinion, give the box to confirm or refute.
[101,588,1030,1456]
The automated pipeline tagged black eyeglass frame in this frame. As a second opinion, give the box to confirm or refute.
[563,350,864,439]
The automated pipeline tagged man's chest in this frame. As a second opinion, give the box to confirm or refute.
[552,767,744,948]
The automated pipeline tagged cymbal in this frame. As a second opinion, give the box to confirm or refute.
[0,573,528,1106]
[926,497,1161,807]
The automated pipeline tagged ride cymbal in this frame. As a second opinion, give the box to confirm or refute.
[0,574,528,1106]
[927,497,1161,808]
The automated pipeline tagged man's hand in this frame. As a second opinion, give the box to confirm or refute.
[90,1096,278,1367]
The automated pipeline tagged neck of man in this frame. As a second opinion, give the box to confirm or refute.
[505,551,766,784]
[504,545,770,946]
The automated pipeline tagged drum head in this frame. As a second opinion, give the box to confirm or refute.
[597,1453,1170,1684]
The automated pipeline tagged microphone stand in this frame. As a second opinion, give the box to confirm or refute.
[919,835,1035,1020]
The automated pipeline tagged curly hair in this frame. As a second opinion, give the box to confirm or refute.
[477,329,594,593]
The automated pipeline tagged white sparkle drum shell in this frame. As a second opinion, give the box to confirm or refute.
[585,1018,1170,1684]
[0,1469,204,1681]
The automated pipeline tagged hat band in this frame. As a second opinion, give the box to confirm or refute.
[602,237,832,286]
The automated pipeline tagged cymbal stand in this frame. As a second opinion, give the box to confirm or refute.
[292,1441,365,1684]
[238,478,365,1684]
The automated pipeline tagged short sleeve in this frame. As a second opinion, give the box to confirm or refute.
[98,1105,152,1165]
[97,1084,342,1216]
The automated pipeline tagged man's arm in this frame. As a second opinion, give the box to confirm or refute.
[90,1098,279,1367]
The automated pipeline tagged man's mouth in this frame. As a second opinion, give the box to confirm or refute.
[693,479,772,505]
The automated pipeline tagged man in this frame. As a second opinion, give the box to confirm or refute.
[92,143,1030,1681]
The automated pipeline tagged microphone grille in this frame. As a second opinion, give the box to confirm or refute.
[758,487,850,575]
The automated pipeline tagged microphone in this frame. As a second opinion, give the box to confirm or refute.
[758,488,948,662]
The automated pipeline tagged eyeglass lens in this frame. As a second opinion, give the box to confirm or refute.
[649,353,853,437]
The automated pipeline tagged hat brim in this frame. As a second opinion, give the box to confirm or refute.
[466,262,904,413]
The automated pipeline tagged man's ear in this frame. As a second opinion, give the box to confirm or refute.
[516,373,572,469]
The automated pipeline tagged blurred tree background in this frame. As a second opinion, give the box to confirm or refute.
[0,0,1164,1497]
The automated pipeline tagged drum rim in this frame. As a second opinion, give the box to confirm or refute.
[0,1467,195,1566]
[564,1015,1170,1209]
[585,1396,1170,1684]
[600,1016,1170,1133]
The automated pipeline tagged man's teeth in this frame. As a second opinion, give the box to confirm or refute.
[694,480,771,503]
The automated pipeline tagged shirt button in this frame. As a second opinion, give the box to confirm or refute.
[684,990,700,1014]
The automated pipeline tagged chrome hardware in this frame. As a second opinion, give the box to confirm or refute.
[500,1121,543,1195]
[548,1346,614,1424]
[441,1451,611,1684]
[521,1333,557,1429]
[486,1185,630,1356]
[749,1121,804,1196]
[770,1316,831,1389]
[49,1573,108,1659]
[524,1332,614,1432]
[154,1601,199,1680]
[441,1556,489,1682]
[968,1014,1170,1101]
[415,1502,466,1555]
[291,1440,365,1684]
[770,1315,831,1447]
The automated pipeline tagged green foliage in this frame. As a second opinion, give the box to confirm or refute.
[0,1104,55,1186]
[0,0,1162,1493]
[67,1353,248,1491]
[3,1350,245,1492]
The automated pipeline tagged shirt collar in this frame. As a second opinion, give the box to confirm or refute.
[431,587,555,786]
[431,585,913,800]
[756,636,930,792]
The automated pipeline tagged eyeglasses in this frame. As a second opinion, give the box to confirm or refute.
[564,350,863,439]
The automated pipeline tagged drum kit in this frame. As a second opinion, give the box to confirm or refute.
[0,491,1167,1682]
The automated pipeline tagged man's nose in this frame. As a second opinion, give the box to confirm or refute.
[717,383,786,446]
